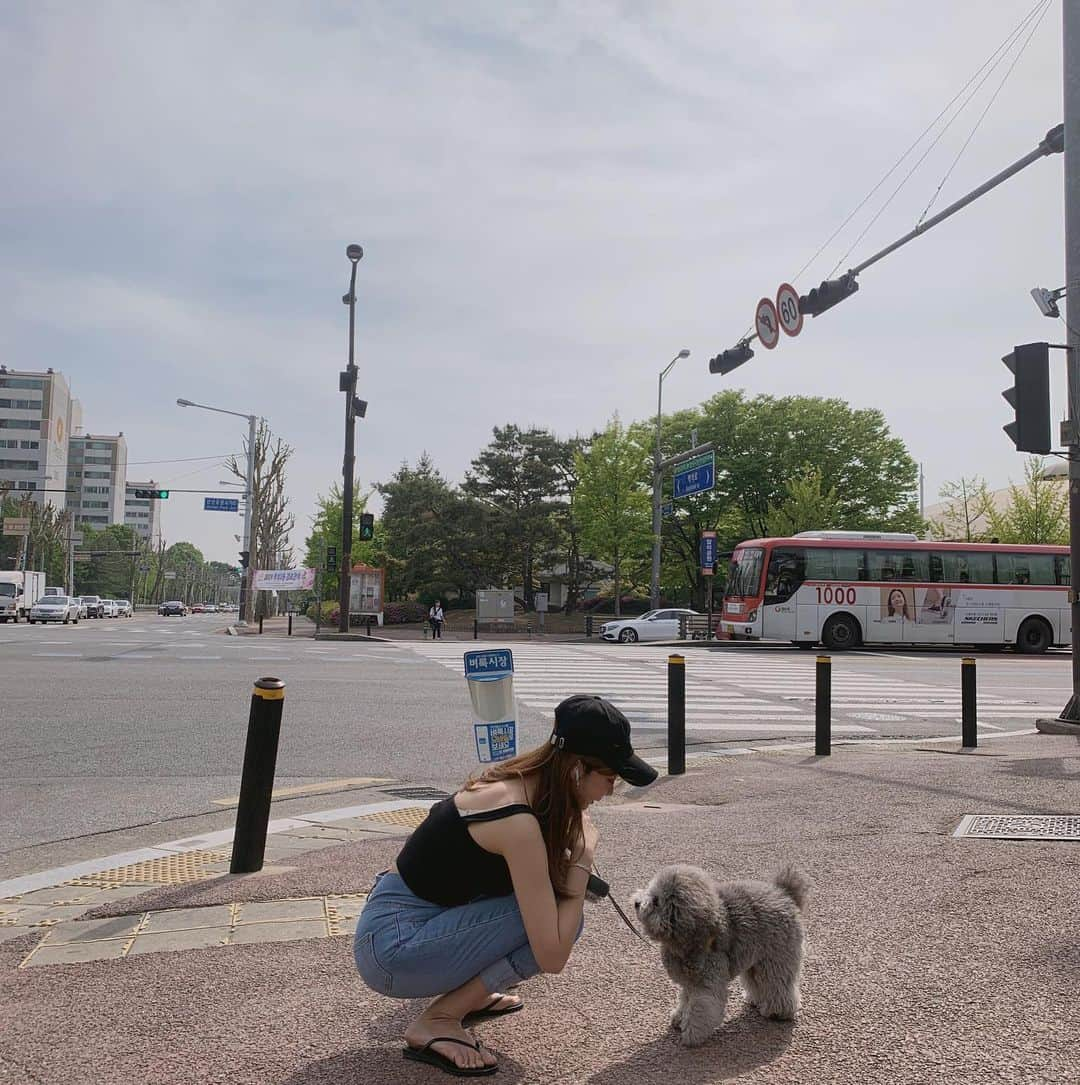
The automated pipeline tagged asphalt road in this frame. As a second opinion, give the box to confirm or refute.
[2,613,1070,879]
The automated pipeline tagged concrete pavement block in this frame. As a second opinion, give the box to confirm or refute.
[0,926,32,943]
[236,898,326,923]
[229,919,329,944]
[329,915,358,938]
[45,915,144,944]
[142,905,235,933]
[22,938,129,966]
[325,894,367,920]
[7,904,100,926]
[127,928,231,955]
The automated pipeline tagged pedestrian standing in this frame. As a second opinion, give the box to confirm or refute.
[432,600,445,639]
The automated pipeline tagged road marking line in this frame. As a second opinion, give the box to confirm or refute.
[31,652,82,658]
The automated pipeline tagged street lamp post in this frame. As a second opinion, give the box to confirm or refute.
[338,243,363,633]
[177,398,259,625]
[651,349,690,610]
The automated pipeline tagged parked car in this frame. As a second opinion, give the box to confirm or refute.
[100,599,118,618]
[79,595,105,619]
[28,595,80,624]
[600,608,701,643]
[73,598,88,619]
[115,599,133,617]
[204,603,218,613]
[43,586,65,597]
[159,600,188,616]
[190,603,205,614]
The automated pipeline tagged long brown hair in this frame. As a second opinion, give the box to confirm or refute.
[464,741,608,898]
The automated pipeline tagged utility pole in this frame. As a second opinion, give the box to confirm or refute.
[339,244,363,633]
[1056,1,1080,726]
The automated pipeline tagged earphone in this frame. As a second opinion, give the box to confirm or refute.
[572,764,583,784]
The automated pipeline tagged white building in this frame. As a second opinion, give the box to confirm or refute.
[0,366,79,510]
[67,433,128,530]
[124,481,162,546]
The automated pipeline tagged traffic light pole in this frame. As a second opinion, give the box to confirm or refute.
[1054,1,1080,727]
[238,412,257,627]
[339,246,362,633]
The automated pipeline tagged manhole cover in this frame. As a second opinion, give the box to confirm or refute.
[954,814,1080,841]
[848,712,908,722]
[380,787,450,800]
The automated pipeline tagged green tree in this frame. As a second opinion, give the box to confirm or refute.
[302,481,375,602]
[574,418,651,617]
[763,467,841,537]
[463,425,567,609]
[928,476,995,541]
[989,457,1068,544]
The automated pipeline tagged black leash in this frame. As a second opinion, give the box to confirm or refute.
[587,861,652,945]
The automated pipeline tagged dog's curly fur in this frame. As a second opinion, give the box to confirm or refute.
[632,863,809,1047]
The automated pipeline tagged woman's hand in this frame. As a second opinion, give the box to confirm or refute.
[574,813,600,865]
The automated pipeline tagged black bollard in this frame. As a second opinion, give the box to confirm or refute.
[668,653,686,775]
[585,613,593,638]
[258,615,264,635]
[474,618,478,640]
[230,677,286,874]
[815,655,831,756]
[961,657,977,748]
[287,614,292,637]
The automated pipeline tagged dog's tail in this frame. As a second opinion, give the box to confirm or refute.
[773,864,810,909]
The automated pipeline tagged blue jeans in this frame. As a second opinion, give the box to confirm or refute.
[354,871,567,999]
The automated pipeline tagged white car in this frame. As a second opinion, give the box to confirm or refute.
[101,599,119,618]
[28,596,80,624]
[204,603,218,613]
[600,608,701,643]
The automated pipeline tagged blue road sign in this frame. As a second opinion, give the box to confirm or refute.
[673,452,715,499]
[464,648,513,680]
[661,501,674,517]
[700,533,717,570]
[204,497,240,512]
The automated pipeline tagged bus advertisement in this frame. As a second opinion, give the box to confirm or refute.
[720,531,1070,654]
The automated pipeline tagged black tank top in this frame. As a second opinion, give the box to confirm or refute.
[396,797,537,906]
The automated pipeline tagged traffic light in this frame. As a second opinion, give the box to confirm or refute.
[798,273,859,317]
[359,513,375,541]
[134,489,169,499]
[326,546,338,572]
[239,550,250,570]
[1002,342,1051,453]
[709,341,755,375]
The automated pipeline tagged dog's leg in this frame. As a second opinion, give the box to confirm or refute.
[740,966,762,1010]
[678,984,728,1047]
[669,986,689,1031]
[749,954,802,1021]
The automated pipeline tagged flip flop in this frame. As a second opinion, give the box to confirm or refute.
[402,1036,497,1077]
[462,995,525,1027]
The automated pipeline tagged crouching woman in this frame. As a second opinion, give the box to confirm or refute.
[354,694,657,1076]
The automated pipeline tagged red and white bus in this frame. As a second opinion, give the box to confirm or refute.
[721,531,1070,654]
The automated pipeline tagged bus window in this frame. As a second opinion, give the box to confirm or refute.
[1057,554,1071,586]
[725,547,764,598]
[941,551,994,584]
[833,548,865,581]
[765,550,805,604]
[996,552,1054,585]
[866,550,929,582]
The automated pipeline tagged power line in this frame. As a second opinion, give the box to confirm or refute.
[124,453,240,465]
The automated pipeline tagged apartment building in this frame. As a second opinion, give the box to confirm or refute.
[124,481,162,546]
[0,366,79,510]
[67,433,128,529]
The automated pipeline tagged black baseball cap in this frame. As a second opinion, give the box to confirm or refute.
[551,694,658,787]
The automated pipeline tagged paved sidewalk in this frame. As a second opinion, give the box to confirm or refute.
[2,733,1078,1084]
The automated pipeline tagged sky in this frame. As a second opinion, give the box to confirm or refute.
[0,0,1069,564]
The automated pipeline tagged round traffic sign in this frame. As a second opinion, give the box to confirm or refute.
[755,297,780,350]
[776,282,803,337]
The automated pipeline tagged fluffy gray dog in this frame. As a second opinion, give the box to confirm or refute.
[632,863,809,1047]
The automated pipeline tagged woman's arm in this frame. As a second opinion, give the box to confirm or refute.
[469,814,590,974]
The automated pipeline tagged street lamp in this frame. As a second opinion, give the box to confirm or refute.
[651,349,690,609]
[338,243,364,632]
[176,397,260,625]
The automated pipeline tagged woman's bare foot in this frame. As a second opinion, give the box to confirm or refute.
[472,992,522,1016]
[404,1014,497,1071]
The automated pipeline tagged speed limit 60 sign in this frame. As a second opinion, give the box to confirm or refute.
[776,282,803,337]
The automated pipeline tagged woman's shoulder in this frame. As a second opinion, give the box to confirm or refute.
[455,777,529,813]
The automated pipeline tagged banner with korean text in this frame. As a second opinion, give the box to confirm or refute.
[252,567,316,591]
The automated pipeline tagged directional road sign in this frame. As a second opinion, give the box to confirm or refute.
[776,282,803,337]
[755,297,780,350]
[673,452,716,499]
[69,531,83,545]
[2,517,30,536]
[700,530,717,575]
[661,501,674,517]
[204,497,240,512]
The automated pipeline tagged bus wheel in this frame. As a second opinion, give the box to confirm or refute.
[1016,618,1052,655]
[822,614,861,651]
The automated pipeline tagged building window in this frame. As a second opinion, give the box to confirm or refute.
[0,378,45,390]
[84,470,109,479]
[16,481,37,491]
[0,419,40,430]
[0,398,43,410]
[0,459,38,471]
[19,440,39,450]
